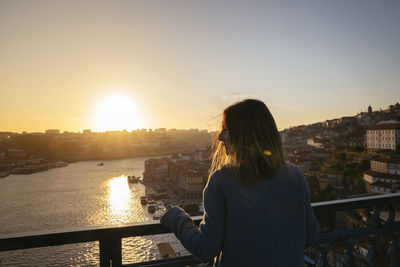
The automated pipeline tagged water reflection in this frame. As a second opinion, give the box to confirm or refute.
[0,157,188,266]
[107,176,132,224]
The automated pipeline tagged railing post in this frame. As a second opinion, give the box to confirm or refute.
[317,241,332,267]
[367,234,379,267]
[111,235,122,267]
[342,238,355,267]
[383,204,395,227]
[372,206,382,227]
[100,234,112,267]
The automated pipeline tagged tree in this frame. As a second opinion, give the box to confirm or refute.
[358,159,370,172]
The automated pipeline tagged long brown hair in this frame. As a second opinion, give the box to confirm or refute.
[210,99,285,186]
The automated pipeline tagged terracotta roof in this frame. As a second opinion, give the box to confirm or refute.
[364,170,400,180]
[371,157,400,164]
[367,123,400,130]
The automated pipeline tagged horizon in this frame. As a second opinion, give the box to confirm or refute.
[1,100,398,134]
[1,1,399,133]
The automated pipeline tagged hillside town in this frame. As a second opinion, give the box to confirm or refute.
[136,103,400,266]
[281,102,400,202]
[1,102,400,266]
[2,102,400,202]
[279,102,400,267]
[0,128,213,178]
[139,150,211,216]
[139,103,400,207]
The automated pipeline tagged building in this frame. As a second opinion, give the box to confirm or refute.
[340,116,357,128]
[325,118,341,128]
[356,111,375,128]
[366,121,400,151]
[45,129,60,135]
[307,137,324,149]
[346,128,366,148]
[143,158,169,182]
[363,157,400,194]
[177,169,204,198]
[370,157,400,174]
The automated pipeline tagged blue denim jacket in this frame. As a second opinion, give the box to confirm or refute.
[161,163,320,266]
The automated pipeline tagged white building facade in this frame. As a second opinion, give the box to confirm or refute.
[366,122,400,151]
[363,157,400,194]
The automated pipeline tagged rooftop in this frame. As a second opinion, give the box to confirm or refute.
[364,170,400,180]
[371,157,400,164]
[367,122,400,130]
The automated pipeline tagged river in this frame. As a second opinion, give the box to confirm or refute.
[0,157,189,266]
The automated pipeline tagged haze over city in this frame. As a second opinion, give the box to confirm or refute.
[1,0,399,133]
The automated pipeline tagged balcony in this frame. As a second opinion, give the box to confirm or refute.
[1,193,400,266]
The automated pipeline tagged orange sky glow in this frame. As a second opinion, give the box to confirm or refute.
[1,1,399,133]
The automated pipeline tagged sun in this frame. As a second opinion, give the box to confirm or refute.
[92,93,143,131]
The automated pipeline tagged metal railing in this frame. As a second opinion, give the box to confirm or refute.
[1,193,400,267]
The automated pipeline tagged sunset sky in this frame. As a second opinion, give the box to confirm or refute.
[1,0,399,133]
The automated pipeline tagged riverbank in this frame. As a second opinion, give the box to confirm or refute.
[140,180,203,216]
[0,153,173,178]
[0,160,68,178]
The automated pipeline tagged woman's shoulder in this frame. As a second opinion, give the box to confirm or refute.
[277,162,308,187]
[277,162,302,176]
[209,167,236,186]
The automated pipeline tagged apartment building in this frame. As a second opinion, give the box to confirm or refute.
[177,169,204,198]
[363,157,400,194]
[366,121,400,151]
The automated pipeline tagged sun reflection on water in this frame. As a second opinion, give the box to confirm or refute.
[107,176,132,224]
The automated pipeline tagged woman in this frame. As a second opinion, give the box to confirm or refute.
[161,99,320,266]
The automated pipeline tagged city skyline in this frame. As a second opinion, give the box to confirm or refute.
[1,1,399,132]
[1,101,398,134]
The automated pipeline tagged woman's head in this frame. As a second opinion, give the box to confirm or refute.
[211,99,284,185]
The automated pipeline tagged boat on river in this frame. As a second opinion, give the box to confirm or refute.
[153,214,161,220]
[140,196,148,205]
[97,162,104,166]
[147,200,156,213]
[127,175,141,183]
[0,171,9,178]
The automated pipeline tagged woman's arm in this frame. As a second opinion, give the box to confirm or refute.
[160,171,226,262]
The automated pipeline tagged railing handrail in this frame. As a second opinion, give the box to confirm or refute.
[311,192,400,212]
[0,217,202,252]
[1,193,400,266]
[2,193,400,250]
